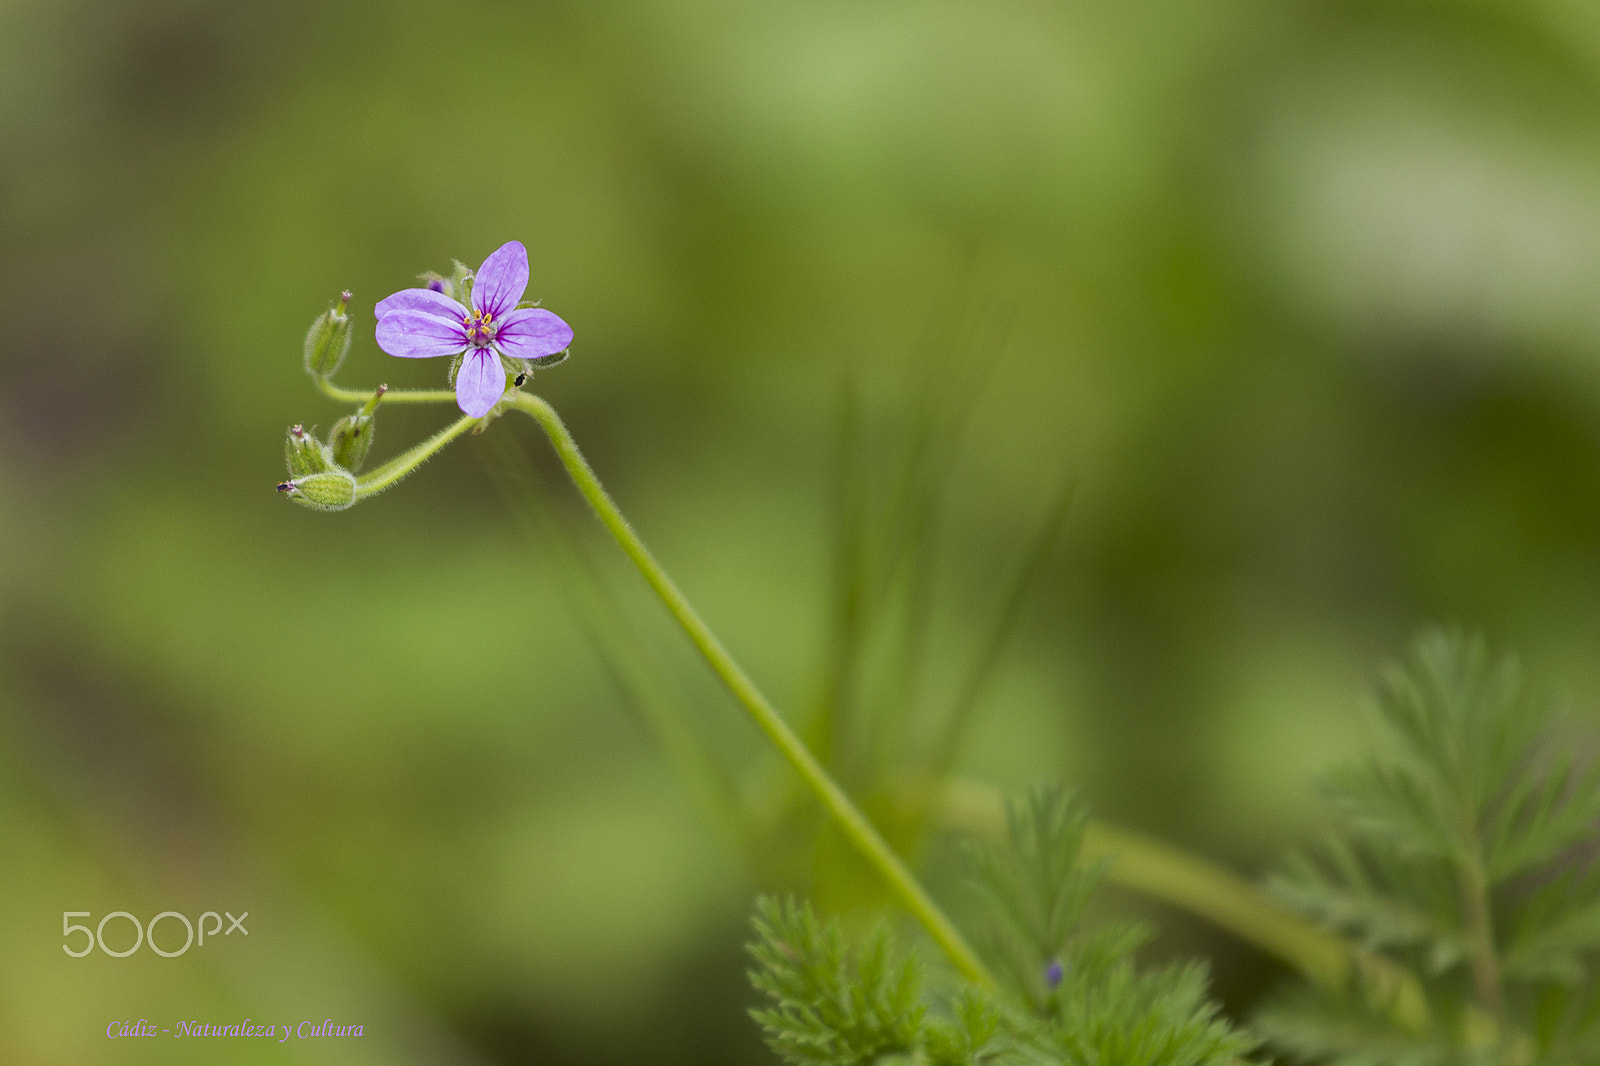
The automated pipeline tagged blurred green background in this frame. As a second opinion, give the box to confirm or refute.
[5,0,1600,1062]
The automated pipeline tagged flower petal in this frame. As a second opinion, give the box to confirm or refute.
[376,309,467,359]
[375,286,467,321]
[455,348,507,418]
[472,240,529,319]
[494,307,573,360]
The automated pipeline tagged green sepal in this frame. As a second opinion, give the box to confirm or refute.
[277,469,356,512]
[500,355,532,387]
[500,348,569,389]
[328,413,375,472]
[449,260,474,305]
[285,424,332,477]
[303,291,353,378]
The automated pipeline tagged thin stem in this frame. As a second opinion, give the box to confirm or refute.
[1458,821,1504,1017]
[507,391,994,989]
[316,376,457,405]
[354,414,477,499]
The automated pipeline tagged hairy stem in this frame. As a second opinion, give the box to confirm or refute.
[354,414,477,499]
[316,376,457,405]
[508,391,994,989]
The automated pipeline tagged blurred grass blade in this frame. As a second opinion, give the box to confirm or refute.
[475,428,748,850]
[810,370,869,779]
[855,297,1017,780]
[923,466,1076,780]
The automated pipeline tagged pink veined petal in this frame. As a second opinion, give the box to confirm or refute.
[471,240,529,319]
[375,287,467,321]
[455,347,507,418]
[494,307,574,360]
[376,309,468,359]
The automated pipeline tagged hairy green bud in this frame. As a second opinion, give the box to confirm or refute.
[285,424,332,477]
[304,291,353,378]
[328,414,375,472]
[448,259,474,304]
[277,469,356,512]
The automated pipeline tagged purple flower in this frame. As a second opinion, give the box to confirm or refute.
[374,241,573,418]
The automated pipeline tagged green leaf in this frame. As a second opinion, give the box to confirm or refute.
[747,897,925,1066]
[1260,629,1600,1066]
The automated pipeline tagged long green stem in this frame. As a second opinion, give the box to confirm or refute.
[309,376,1434,1027]
[507,391,994,988]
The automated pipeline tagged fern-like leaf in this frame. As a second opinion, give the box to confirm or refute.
[1263,630,1600,1065]
[748,897,925,1066]
[748,787,1259,1066]
[967,783,1121,1008]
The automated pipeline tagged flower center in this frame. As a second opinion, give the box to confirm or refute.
[463,309,496,349]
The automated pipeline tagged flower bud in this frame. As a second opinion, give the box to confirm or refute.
[304,291,353,378]
[285,424,332,477]
[277,470,357,512]
[328,413,375,472]
[415,271,450,298]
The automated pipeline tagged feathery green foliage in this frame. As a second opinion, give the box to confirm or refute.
[966,784,1131,1009]
[749,787,1258,1066]
[747,897,931,1066]
[971,785,1256,1066]
[1260,630,1600,1065]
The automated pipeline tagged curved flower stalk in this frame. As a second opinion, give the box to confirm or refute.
[276,241,992,987]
